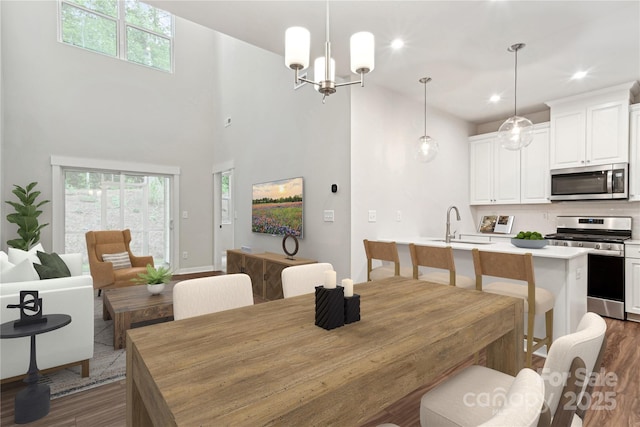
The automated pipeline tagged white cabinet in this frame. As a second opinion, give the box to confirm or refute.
[629,104,640,201]
[625,243,640,321]
[521,123,550,204]
[546,83,635,169]
[469,132,520,205]
[469,123,549,205]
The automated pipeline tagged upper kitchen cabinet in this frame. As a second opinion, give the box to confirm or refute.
[469,124,549,205]
[546,82,638,170]
[630,104,640,201]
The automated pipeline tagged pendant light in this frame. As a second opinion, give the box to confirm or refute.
[496,43,533,151]
[416,77,439,163]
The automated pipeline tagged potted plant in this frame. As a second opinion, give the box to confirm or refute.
[5,182,49,250]
[133,264,173,295]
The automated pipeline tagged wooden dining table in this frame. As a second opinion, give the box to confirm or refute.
[126,276,524,426]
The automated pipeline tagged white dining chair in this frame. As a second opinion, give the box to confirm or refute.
[173,273,254,320]
[281,262,334,298]
[378,368,546,427]
[420,312,607,427]
[477,368,546,427]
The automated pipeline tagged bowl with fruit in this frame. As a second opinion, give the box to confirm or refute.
[511,231,548,249]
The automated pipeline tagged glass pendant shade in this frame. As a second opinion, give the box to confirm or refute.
[497,116,534,150]
[350,32,375,74]
[285,27,310,70]
[314,57,335,90]
[416,135,439,163]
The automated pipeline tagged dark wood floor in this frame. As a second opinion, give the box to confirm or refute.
[2,317,638,426]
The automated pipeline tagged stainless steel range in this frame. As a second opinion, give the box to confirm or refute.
[545,216,632,320]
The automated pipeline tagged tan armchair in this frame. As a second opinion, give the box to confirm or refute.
[85,229,154,292]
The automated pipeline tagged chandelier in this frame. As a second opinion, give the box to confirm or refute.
[496,43,534,150]
[284,1,375,102]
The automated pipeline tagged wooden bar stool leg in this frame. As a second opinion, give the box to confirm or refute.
[545,309,554,351]
[526,311,535,368]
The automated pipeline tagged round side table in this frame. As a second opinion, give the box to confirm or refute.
[1,314,72,424]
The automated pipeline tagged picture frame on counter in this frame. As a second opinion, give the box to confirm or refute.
[478,215,514,234]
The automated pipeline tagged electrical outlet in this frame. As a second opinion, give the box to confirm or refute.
[224,117,232,127]
[368,210,377,222]
[396,210,402,222]
[182,211,188,219]
[323,210,335,222]
[182,251,188,259]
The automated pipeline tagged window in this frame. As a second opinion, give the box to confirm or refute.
[51,156,180,274]
[59,0,173,72]
[221,171,232,225]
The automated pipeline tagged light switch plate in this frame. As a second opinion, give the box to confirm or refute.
[368,210,377,222]
[323,210,335,222]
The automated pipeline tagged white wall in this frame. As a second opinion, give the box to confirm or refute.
[350,84,475,282]
[210,32,352,280]
[1,1,217,270]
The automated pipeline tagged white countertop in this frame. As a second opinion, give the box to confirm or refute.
[626,240,640,245]
[382,237,592,260]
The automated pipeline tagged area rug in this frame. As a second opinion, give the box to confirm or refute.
[38,295,126,399]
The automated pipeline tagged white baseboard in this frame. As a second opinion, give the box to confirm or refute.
[174,265,216,275]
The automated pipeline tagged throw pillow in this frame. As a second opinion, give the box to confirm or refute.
[7,243,45,265]
[34,251,72,280]
[0,258,40,283]
[102,252,132,270]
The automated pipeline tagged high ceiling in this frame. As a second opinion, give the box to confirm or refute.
[147,1,640,124]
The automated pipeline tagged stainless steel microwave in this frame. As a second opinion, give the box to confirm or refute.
[550,163,628,201]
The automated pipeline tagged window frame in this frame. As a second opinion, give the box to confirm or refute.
[57,0,175,73]
[51,155,181,270]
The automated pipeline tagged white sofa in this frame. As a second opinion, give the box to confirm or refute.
[0,252,94,381]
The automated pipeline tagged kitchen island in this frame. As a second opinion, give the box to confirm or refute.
[382,237,591,351]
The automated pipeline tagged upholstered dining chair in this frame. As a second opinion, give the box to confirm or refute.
[173,273,254,320]
[409,243,475,289]
[379,368,547,427]
[420,312,606,427]
[472,248,555,367]
[281,262,334,298]
[363,239,412,281]
[85,229,154,294]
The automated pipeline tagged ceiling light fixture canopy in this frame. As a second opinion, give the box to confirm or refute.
[496,43,533,151]
[416,77,439,163]
[284,1,375,103]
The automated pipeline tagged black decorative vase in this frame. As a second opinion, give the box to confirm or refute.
[315,286,345,330]
[344,294,361,324]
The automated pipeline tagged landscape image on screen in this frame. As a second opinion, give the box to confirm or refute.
[252,177,303,237]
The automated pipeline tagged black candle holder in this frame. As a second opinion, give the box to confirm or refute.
[315,286,345,330]
[344,294,361,324]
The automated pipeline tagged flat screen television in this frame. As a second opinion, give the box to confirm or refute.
[252,177,303,238]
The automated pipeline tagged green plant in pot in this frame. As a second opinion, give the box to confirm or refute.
[133,264,173,295]
[5,182,50,250]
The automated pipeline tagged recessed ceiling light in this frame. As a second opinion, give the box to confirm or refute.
[571,70,588,80]
[489,94,501,103]
[391,38,404,49]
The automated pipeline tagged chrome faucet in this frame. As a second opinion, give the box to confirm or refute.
[445,205,461,243]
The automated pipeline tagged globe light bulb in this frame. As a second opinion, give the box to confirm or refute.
[416,135,439,163]
[497,116,534,150]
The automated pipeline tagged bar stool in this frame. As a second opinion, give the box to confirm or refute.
[409,243,475,289]
[363,240,412,281]
[472,248,555,367]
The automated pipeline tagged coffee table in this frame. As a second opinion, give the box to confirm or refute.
[103,283,175,350]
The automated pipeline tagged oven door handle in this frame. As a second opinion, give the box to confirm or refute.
[589,249,624,257]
